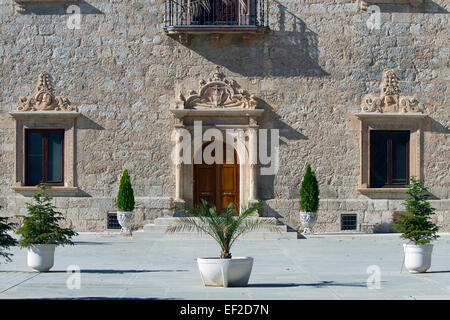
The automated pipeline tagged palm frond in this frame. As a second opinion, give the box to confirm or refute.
[230,217,280,248]
[167,200,278,258]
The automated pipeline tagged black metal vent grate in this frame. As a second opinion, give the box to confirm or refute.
[341,214,357,231]
[107,213,121,230]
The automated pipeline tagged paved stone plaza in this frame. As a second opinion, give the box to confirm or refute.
[1,232,449,300]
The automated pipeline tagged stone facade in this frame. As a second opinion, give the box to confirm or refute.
[0,0,448,233]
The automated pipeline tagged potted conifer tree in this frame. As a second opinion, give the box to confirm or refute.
[299,164,320,234]
[393,177,439,273]
[167,200,280,287]
[15,185,77,272]
[0,206,18,263]
[116,168,135,236]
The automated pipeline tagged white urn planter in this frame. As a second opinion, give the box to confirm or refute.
[299,211,317,234]
[117,211,134,235]
[197,257,254,287]
[27,244,56,272]
[403,244,433,273]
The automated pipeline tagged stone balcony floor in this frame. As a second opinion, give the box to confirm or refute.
[1,232,450,300]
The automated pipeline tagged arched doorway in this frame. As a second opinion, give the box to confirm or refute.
[193,142,239,214]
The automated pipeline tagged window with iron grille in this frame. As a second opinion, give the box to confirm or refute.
[341,214,357,231]
[107,213,121,230]
[164,0,268,28]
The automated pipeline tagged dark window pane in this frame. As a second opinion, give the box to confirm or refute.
[26,131,43,186]
[392,132,409,184]
[370,132,388,188]
[341,214,357,231]
[47,132,63,182]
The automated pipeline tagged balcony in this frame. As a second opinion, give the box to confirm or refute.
[164,0,270,43]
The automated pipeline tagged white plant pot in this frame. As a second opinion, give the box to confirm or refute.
[197,257,254,287]
[299,211,317,234]
[404,243,433,273]
[27,244,56,272]
[117,211,134,235]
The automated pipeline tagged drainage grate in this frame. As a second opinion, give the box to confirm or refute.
[107,213,121,230]
[341,214,357,231]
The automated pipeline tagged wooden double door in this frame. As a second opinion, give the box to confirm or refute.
[194,144,239,214]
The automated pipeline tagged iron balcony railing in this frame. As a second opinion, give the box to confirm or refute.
[164,0,269,29]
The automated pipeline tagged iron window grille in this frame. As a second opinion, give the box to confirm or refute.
[164,0,269,28]
[107,213,121,230]
[341,214,357,231]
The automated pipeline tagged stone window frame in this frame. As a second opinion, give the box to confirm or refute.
[9,111,80,193]
[356,113,426,194]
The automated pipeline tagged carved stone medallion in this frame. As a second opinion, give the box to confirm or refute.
[361,69,424,114]
[17,72,73,112]
[175,66,258,109]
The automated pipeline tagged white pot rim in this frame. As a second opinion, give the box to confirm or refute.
[404,243,434,248]
[197,257,253,261]
[28,244,57,248]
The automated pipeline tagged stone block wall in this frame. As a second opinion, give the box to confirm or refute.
[0,0,448,232]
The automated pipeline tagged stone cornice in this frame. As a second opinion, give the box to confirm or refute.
[357,188,408,194]
[355,112,427,120]
[9,111,80,120]
[169,108,264,118]
[11,186,79,193]
[358,0,424,10]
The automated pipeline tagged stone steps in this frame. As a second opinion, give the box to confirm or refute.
[142,217,298,240]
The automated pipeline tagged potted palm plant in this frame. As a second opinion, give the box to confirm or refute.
[299,164,319,234]
[15,185,77,272]
[167,200,280,287]
[116,168,135,236]
[0,206,18,263]
[393,177,439,273]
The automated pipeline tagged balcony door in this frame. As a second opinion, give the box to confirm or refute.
[194,142,239,214]
[185,0,252,25]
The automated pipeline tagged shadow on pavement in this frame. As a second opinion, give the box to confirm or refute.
[248,281,387,288]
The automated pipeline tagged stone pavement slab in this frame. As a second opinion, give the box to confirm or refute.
[0,232,449,300]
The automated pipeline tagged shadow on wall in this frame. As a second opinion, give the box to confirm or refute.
[182,2,329,78]
[18,1,103,15]
[373,1,448,13]
[254,97,308,201]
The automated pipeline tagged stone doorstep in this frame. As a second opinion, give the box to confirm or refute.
[144,223,288,233]
[141,232,298,240]
[141,217,297,239]
[152,217,283,226]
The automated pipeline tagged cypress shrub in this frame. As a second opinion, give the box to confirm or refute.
[15,185,77,248]
[299,164,319,212]
[0,206,18,262]
[117,169,135,212]
[393,177,439,245]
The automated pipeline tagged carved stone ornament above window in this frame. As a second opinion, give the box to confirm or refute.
[175,67,258,110]
[17,72,74,112]
[361,69,425,114]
